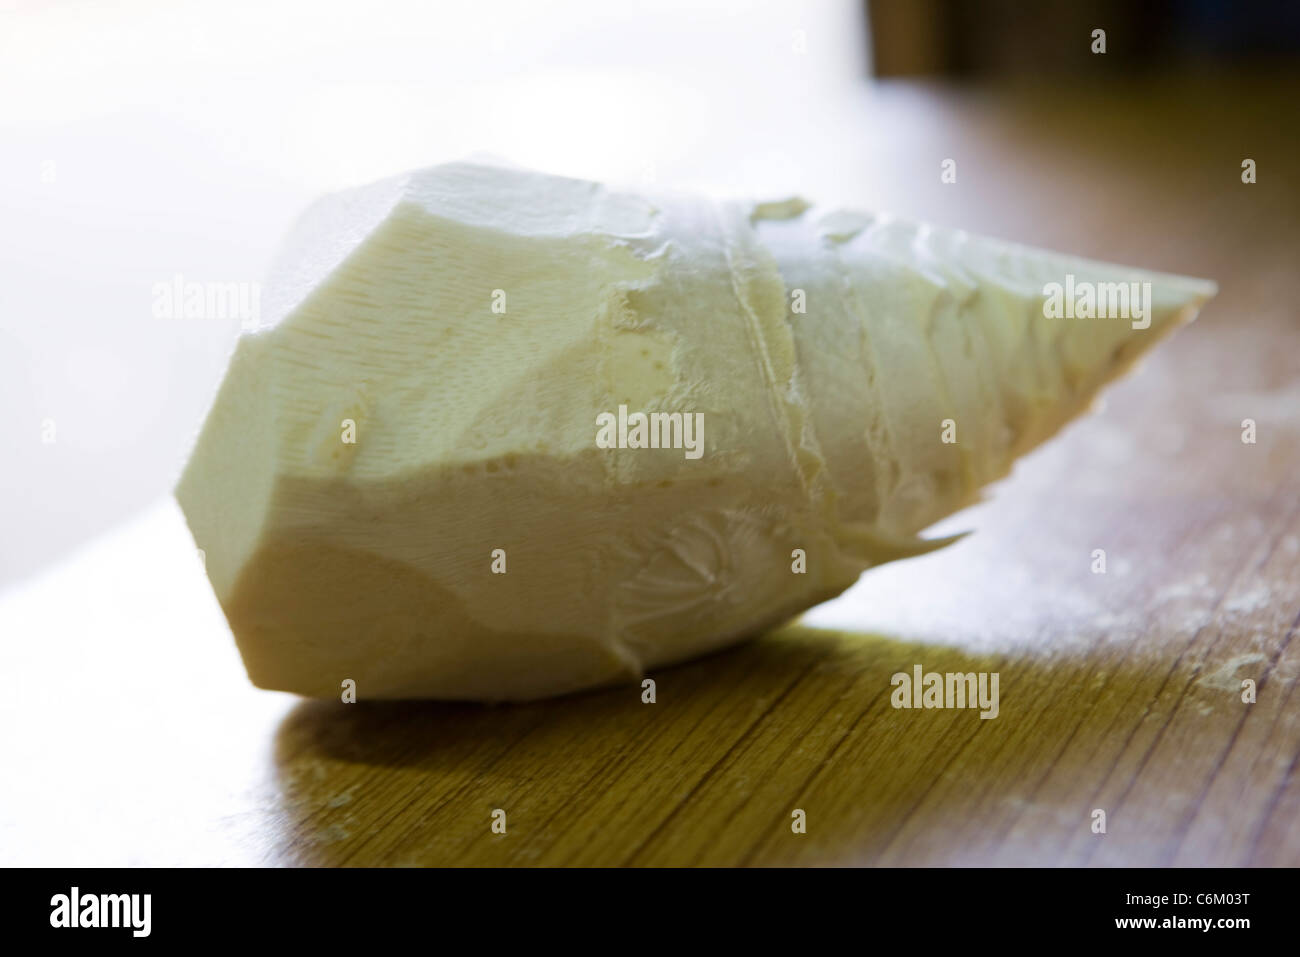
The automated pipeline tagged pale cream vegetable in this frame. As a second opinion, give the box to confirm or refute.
[176,160,1215,700]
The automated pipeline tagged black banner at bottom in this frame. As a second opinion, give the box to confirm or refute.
[7,866,1280,945]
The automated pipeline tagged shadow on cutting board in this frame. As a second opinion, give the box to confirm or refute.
[267,622,1207,866]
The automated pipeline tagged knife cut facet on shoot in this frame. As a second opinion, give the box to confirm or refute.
[175,160,1216,700]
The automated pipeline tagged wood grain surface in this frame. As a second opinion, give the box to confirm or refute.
[2,73,1298,866]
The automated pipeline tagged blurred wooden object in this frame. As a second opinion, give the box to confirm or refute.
[867,0,1300,77]
[866,0,952,77]
[2,72,1298,866]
